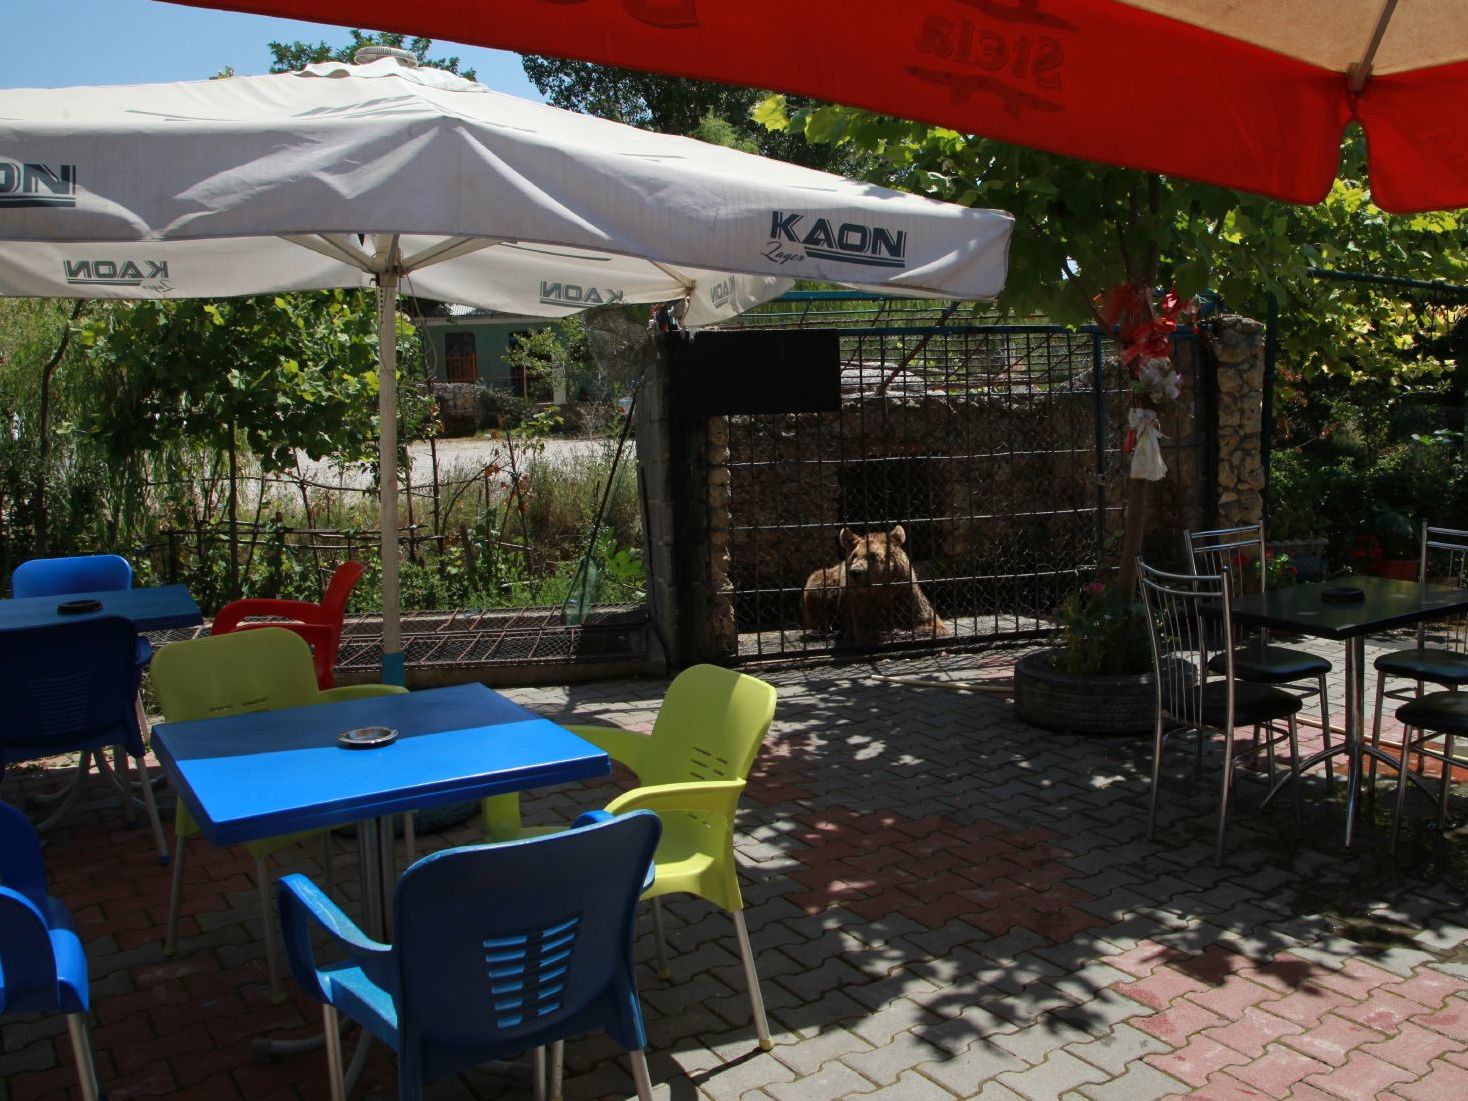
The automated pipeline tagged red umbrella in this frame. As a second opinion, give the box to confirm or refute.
[160,0,1467,212]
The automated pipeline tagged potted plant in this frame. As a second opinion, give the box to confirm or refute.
[1013,580,1158,735]
[1242,550,1299,591]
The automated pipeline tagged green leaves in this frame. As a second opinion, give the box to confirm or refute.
[751,101,1466,402]
[750,95,789,133]
[77,290,430,473]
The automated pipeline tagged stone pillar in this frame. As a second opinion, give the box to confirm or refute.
[1207,315,1266,529]
[704,418,738,657]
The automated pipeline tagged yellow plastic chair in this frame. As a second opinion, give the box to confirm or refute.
[149,627,407,1001]
[485,663,778,1055]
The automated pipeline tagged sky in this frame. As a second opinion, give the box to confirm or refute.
[4,0,543,97]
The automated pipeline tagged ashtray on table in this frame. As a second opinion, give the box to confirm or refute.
[337,726,398,749]
[1321,587,1365,604]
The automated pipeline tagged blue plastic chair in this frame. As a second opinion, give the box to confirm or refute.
[0,802,103,1101]
[8,553,157,831]
[0,616,168,860]
[10,553,134,598]
[279,809,663,1101]
[9,552,151,664]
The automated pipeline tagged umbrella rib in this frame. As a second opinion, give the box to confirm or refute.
[647,259,695,292]
[1348,0,1400,93]
[398,236,501,272]
[282,233,376,272]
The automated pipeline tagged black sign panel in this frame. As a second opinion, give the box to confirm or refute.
[667,330,840,416]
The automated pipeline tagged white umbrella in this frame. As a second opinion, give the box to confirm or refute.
[0,53,1014,682]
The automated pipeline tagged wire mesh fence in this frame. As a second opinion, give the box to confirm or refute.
[706,305,1209,660]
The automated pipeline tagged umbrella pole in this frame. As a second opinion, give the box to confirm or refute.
[378,268,405,686]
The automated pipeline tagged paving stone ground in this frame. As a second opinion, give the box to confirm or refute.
[5,634,1468,1101]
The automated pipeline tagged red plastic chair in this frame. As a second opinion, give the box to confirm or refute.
[210,561,363,689]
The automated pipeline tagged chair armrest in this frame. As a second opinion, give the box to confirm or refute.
[0,812,48,904]
[317,684,409,704]
[276,874,391,1004]
[213,598,330,634]
[604,779,746,820]
[0,888,57,1005]
[571,810,657,892]
[563,723,653,773]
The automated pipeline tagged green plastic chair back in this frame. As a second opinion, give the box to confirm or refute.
[637,664,775,788]
[150,627,406,849]
[600,664,776,914]
[152,627,325,722]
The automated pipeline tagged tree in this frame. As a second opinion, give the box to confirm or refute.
[758,99,1468,385]
[521,56,862,172]
[0,299,106,565]
[267,31,476,79]
[78,291,428,473]
[77,291,435,597]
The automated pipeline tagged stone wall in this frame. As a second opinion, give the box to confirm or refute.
[1205,315,1267,530]
[431,383,480,437]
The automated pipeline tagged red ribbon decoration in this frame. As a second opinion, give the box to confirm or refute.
[1094,282,1188,376]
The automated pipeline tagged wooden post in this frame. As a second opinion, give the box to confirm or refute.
[1116,476,1150,596]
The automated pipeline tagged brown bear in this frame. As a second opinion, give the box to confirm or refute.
[802,525,949,643]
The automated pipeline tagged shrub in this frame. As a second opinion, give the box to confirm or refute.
[1055,581,1152,676]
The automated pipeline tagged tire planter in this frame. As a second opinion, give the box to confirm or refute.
[1013,648,1156,736]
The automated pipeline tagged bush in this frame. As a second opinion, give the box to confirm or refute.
[1269,433,1468,571]
[1055,581,1152,676]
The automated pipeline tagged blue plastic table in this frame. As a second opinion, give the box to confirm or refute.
[154,681,610,1076]
[0,584,201,633]
[151,682,610,848]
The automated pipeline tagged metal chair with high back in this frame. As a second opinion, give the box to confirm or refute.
[0,802,104,1101]
[1388,682,1468,852]
[1139,560,1305,863]
[1369,525,1468,797]
[149,626,407,1001]
[484,663,778,1056]
[211,560,364,689]
[0,616,168,860]
[1186,524,1334,787]
[279,809,664,1101]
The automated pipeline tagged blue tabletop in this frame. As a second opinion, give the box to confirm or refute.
[151,683,611,847]
[0,584,202,634]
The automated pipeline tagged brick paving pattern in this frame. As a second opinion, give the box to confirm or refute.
[4,635,1468,1100]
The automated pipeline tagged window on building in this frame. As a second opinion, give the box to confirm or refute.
[444,331,478,383]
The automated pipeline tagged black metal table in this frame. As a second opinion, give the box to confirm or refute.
[1227,576,1468,846]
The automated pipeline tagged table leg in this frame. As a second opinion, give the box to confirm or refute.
[1263,636,1398,848]
[1333,635,1408,846]
[1344,636,1365,848]
[357,819,385,940]
[336,818,397,1097]
[254,818,395,1067]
